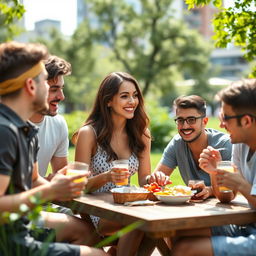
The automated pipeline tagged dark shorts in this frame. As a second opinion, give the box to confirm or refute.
[0,227,80,256]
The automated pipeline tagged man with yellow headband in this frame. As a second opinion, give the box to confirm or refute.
[0,41,107,256]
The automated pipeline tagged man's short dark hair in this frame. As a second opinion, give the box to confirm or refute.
[173,95,207,116]
[217,79,256,115]
[0,41,48,82]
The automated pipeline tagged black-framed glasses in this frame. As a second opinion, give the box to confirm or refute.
[174,116,205,126]
[222,113,256,121]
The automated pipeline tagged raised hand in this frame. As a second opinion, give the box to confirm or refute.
[199,146,222,174]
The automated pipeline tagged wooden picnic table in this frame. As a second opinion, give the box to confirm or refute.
[59,193,256,255]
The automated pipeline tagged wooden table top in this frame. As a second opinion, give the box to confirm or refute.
[62,193,256,238]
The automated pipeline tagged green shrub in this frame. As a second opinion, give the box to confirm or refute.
[146,100,175,152]
[0,196,55,255]
[63,111,88,146]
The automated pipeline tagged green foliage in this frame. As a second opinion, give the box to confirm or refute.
[32,0,212,111]
[37,27,121,112]
[35,29,95,112]
[146,99,175,152]
[186,0,222,9]
[63,110,89,145]
[186,0,256,77]
[0,195,56,255]
[0,0,25,41]
[84,0,211,96]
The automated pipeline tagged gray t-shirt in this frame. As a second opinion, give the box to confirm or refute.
[161,128,232,186]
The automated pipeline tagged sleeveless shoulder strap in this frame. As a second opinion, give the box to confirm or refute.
[89,125,97,139]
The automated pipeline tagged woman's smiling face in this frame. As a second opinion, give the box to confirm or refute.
[108,81,139,120]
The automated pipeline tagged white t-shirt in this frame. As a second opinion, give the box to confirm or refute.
[32,115,69,176]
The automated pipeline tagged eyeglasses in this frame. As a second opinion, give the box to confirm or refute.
[221,113,256,122]
[174,116,205,126]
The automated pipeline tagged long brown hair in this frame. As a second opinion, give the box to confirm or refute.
[73,72,150,161]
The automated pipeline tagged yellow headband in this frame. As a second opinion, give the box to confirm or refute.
[0,61,45,96]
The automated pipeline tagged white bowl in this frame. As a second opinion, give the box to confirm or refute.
[154,194,191,205]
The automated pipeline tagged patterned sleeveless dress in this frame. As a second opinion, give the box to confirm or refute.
[89,146,139,229]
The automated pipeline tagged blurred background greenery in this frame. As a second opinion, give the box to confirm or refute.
[4,0,254,120]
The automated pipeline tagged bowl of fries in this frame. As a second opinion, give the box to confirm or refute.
[154,185,193,204]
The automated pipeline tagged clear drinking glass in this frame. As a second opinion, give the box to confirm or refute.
[111,159,129,186]
[216,161,234,193]
[66,161,89,183]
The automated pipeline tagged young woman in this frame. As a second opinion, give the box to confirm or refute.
[72,72,151,256]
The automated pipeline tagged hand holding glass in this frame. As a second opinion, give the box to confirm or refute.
[111,159,129,186]
[216,161,234,192]
[188,180,205,200]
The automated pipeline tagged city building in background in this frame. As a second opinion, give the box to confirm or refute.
[15,18,61,42]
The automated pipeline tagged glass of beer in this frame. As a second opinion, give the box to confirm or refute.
[66,161,90,184]
[216,161,234,192]
[111,159,129,186]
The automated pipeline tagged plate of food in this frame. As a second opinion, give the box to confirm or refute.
[154,185,193,205]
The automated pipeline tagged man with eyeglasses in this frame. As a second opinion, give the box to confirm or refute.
[147,95,232,201]
[172,79,256,256]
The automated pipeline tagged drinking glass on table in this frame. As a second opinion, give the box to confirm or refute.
[216,161,234,193]
[111,159,129,186]
[188,180,205,200]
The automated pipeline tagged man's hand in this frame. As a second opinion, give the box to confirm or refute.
[147,171,172,186]
[189,181,212,200]
[199,146,222,174]
[49,171,88,201]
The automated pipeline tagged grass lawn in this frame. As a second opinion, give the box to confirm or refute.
[66,117,224,187]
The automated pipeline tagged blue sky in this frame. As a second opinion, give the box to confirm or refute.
[23,0,77,35]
